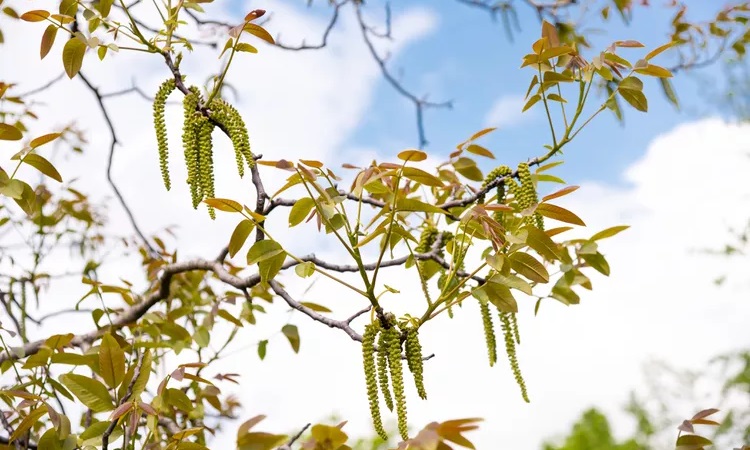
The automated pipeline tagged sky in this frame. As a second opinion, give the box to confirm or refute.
[1,1,750,449]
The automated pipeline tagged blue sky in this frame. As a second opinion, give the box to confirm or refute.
[322,1,733,186]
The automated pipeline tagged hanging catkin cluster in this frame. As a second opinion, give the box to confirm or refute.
[479,299,497,367]
[500,311,529,402]
[361,318,425,441]
[153,79,176,191]
[404,327,427,400]
[480,165,514,224]
[152,79,254,217]
[516,162,544,230]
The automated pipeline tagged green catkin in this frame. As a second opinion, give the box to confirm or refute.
[414,227,438,303]
[362,323,387,440]
[490,165,514,224]
[500,312,529,402]
[153,78,175,190]
[197,118,216,219]
[377,330,394,412]
[404,328,427,400]
[386,327,408,440]
[516,162,544,230]
[181,87,202,209]
[479,300,497,367]
[510,310,520,345]
[207,99,253,177]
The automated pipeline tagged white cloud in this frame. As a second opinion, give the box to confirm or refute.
[483,94,535,129]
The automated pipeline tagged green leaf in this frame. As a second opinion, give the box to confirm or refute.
[473,283,518,313]
[300,302,332,313]
[22,153,63,182]
[59,373,115,412]
[509,252,549,283]
[397,149,427,162]
[659,77,679,108]
[294,261,315,278]
[257,340,267,360]
[401,167,444,187]
[281,324,300,353]
[488,273,532,295]
[97,0,114,17]
[130,349,152,399]
[289,197,315,227]
[522,94,541,112]
[228,219,254,258]
[62,37,86,78]
[535,203,585,226]
[193,326,210,348]
[203,197,243,212]
[99,334,125,389]
[524,226,561,261]
[0,179,25,199]
[396,198,447,215]
[166,388,193,412]
[590,225,629,241]
[236,42,258,53]
[581,252,610,276]
[675,434,712,448]
[10,405,48,442]
[0,123,22,140]
[619,88,647,112]
[40,24,58,59]
[645,41,676,60]
[242,23,275,44]
[466,144,495,159]
[247,239,284,265]
[30,132,61,148]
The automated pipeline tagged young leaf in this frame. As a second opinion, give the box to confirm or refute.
[59,373,115,412]
[618,88,648,112]
[397,149,427,162]
[40,24,58,59]
[289,197,315,227]
[402,167,444,187]
[62,37,86,78]
[228,219,255,258]
[20,10,49,22]
[236,43,258,53]
[203,198,243,212]
[509,252,549,283]
[535,203,585,226]
[99,334,126,389]
[466,144,495,159]
[0,123,22,141]
[294,261,315,278]
[242,23,275,44]
[590,225,629,241]
[22,154,63,182]
[258,340,268,360]
[281,324,300,353]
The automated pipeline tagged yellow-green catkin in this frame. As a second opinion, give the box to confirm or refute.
[414,226,438,302]
[362,323,387,440]
[207,99,253,177]
[182,87,202,209]
[491,165,514,224]
[500,312,529,402]
[479,300,497,367]
[153,78,175,190]
[404,327,426,400]
[197,117,216,219]
[386,327,408,440]
[377,329,394,412]
[480,165,512,205]
[516,162,544,230]
[510,310,520,345]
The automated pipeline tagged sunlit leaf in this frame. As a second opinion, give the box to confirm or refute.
[59,373,115,412]
[22,153,63,182]
[99,334,125,389]
[535,203,585,226]
[397,149,427,162]
[229,219,255,258]
[40,24,58,59]
[509,252,549,283]
[203,198,243,212]
[62,37,86,78]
